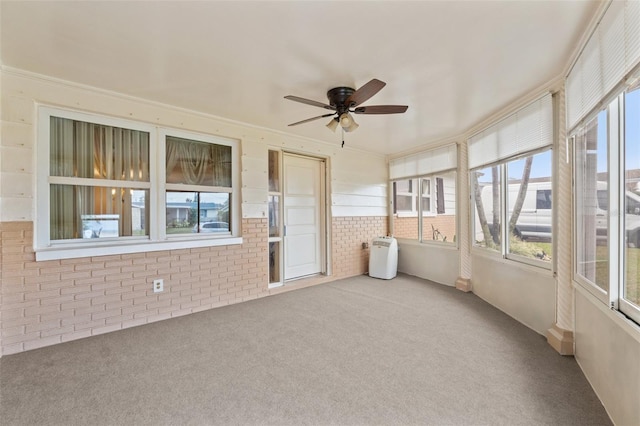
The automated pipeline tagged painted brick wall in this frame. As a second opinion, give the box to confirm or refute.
[332,216,388,277]
[0,219,269,356]
[1,215,388,355]
[392,215,456,242]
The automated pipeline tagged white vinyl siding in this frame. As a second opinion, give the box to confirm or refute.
[441,177,456,215]
[331,151,388,217]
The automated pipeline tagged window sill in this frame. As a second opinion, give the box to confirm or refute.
[394,212,418,218]
[35,236,243,261]
[395,238,458,250]
[471,246,503,260]
[505,253,552,270]
[574,283,640,345]
[471,247,553,274]
[394,213,438,218]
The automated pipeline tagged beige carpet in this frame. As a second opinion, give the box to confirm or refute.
[0,274,611,425]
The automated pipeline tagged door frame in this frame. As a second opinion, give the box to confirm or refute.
[282,151,330,282]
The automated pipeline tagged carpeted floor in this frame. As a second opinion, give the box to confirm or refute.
[0,274,611,425]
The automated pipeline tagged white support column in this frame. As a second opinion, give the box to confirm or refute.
[547,88,574,355]
[456,141,472,292]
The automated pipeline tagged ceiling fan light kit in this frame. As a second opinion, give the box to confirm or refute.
[284,78,408,145]
[338,113,358,132]
[326,117,339,131]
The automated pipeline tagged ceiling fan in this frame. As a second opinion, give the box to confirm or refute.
[284,78,408,134]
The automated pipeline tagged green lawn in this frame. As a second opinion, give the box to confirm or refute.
[510,238,552,261]
[166,227,192,235]
[583,246,640,304]
[626,248,640,303]
[512,239,639,304]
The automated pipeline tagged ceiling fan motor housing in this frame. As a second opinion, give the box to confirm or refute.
[327,87,355,113]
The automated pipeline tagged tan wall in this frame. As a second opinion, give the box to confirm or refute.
[1,216,387,355]
[393,215,456,242]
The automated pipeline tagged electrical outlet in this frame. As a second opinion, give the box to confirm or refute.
[153,279,164,293]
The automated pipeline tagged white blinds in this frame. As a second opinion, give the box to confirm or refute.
[566,0,640,130]
[389,143,457,180]
[468,94,553,170]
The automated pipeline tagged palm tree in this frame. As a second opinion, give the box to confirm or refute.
[472,171,495,247]
[473,155,534,246]
[508,156,534,236]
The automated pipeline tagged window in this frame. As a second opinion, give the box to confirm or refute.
[572,88,640,323]
[392,178,435,216]
[48,116,150,241]
[389,144,458,245]
[505,151,553,261]
[469,94,554,267]
[436,178,445,214]
[472,151,553,263]
[575,110,609,292]
[268,150,282,287]
[624,86,640,314]
[536,190,551,210]
[394,179,416,214]
[566,0,640,326]
[36,107,240,260]
[392,179,418,240]
[392,172,456,243]
[165,136,232,236]
[421,179,432,212]
[420,171,456,243]
[472,165,501,252]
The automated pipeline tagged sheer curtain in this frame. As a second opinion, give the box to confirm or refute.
[212,144,231,187]
[50,117,149,240]
[94,125,149,182]
[166,137,231,187]
[50,117,76,239]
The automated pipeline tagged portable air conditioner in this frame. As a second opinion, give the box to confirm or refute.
[368,236,398,279]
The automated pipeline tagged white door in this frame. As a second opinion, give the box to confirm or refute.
[283,154,324,280]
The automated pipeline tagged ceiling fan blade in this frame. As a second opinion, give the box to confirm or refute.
[288,113,335,126]
[353,105,409,114]
[345,79,386,107]
[284,95,335,110]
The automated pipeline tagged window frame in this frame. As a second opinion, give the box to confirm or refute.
[572,90,640,324]
[470,148,554,270]
[393,177,436,218]
[393,178,417,217]
[504,150,554,268]
[573,107,612,304]
[35,106,242,261]
[420,178,435,216]
[470,163,503,256]
[159,128,240,240]
[267,149,283,288]
[391,171,456,245]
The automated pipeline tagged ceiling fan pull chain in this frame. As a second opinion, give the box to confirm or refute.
[342,128,345,148]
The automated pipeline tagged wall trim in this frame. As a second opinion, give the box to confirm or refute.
[455,276,472,292]
[0,66,385,159]
[546,324,574,355]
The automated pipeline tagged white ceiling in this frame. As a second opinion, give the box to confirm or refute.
[1,1,601,155]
